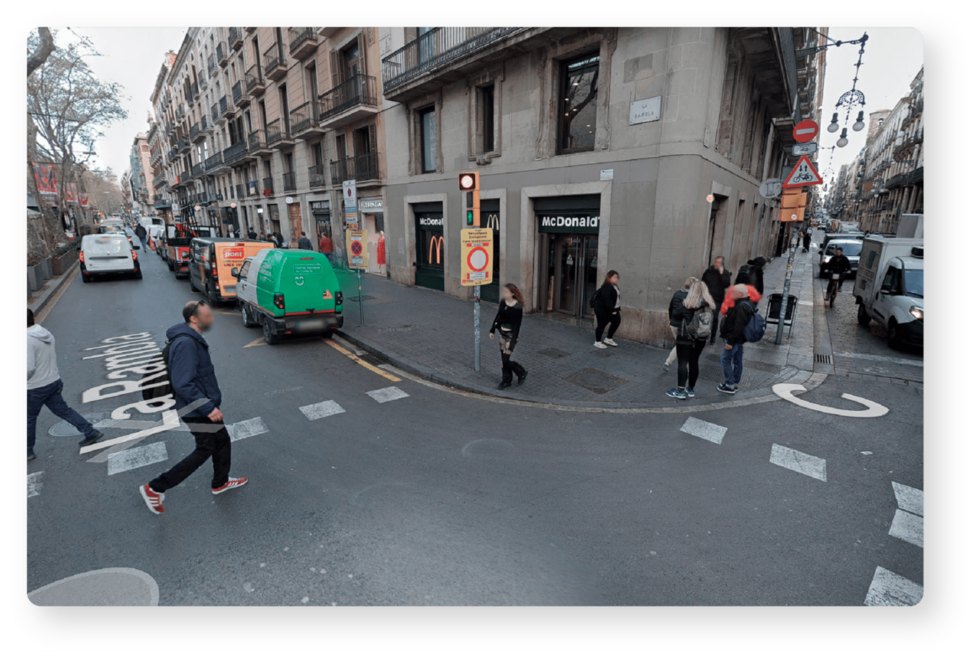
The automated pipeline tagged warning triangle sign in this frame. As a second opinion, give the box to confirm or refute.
[324,289,333,300]
[783,155,823,188]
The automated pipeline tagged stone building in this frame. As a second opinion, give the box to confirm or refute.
[128,133,155,215]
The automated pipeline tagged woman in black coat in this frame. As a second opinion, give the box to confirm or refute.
[593,270,621,348]
[489,283,528,390]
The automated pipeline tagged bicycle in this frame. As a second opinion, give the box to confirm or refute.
[826,273,843,308]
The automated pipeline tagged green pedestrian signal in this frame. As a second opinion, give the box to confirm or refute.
[467,210,474,225]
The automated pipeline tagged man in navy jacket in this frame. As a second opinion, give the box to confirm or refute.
[139,301,248,515]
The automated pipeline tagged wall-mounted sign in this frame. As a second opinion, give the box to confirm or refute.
[285,196,294,204]
[629,96,662,125]
[537,214,600,234]
[310,200,330,212]
[419,216,444,227]
[359,197,384,212]
[600,169,614,181]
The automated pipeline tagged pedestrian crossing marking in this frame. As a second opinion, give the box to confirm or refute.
[228,417,269,442]
[107,441,169,476]
[888,509,924,548]
[28,471,44,498]
[299,400,346,421]
[864,566,922,607]
[680,417,726,445]
[892,482,923,516]
[366,386,410,403]
[769,444,827,482]
[325,339,401,382]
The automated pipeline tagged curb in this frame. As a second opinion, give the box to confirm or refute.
[336,328,828,414]
[28,260,78,316]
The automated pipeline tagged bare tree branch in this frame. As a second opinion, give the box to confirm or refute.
[27,28,55,77]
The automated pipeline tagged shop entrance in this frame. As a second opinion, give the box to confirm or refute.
[480,199,501,303]
[414,202,444,291]
[535,194,601,319]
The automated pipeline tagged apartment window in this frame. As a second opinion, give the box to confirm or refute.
[558,52,600,154]
[480,85,494,154]
[420,107,437,173]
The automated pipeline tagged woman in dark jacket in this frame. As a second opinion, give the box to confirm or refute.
[701,256,730,344]
[489,283,528,390]
[663,276,698,372]
[593,270,622,348]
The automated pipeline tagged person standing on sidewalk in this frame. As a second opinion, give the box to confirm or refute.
[489,284,528,390]
[297,231,314,251]
[319,233,334,265]
[663,277,698,372]
[27,308,104,461]
[718,285,755,395]
[666,281,715,400]
[593,270,622,348]
[701,256,730,345]
[139,301,248,515]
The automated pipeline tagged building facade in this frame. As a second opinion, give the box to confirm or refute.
[378,27,825,344]
[128,133,155,215]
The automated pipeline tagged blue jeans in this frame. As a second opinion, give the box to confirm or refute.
[27,379,97,455]
[720,343,744,387]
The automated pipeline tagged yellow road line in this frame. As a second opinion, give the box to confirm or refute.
[243,337,266,348]
[324,339,400,382]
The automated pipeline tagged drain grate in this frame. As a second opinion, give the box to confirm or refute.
[564,368,628,394]
[539,347,571,359]
[815,353,834,365]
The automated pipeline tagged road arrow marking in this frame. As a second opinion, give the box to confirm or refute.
[243,338,266,348]
[772,383,889,418]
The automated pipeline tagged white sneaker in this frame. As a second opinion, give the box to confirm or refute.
[594,341,607,349]
[604,338,618,347]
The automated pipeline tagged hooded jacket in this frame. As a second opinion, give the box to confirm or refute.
[27,325,60,390]
[166,323,221,419]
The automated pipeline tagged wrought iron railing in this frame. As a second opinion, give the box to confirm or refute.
[208,54,217,76]
[211,103,219,123]
[263,44,286,76]
[283,171,296,192]
[191,162,204,178]
[235,183,244,199]
[248,129,267,153]
[229,27,243,48]
[223,140,248,165]
[217,42,227,64]
[189,123,200,141]
[266,118,287,145]
[288,28,316,53]
[205,153,224,171]
[190,82,199,100]
[308,164,326,188]
[232,81,244,105]
[245,65,263,92]
[262,177,273,196]
[329,152,380,185]
[219,95,229,116]
[290,101,317,133]
[319,74,377,120]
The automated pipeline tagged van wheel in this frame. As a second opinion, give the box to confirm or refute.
[241,304,257,328]
[134,270,143,280]
[189,278,199,292]
[262,318,280,345]
[81,273,90,283]
[857,304,871,326]
[167,259,174,271]
[887,319,901,349]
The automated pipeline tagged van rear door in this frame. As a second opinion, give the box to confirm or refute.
[284,254,336,314]
[85,236,134,272]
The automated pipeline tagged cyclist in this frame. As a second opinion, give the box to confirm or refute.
[825,246,850,307]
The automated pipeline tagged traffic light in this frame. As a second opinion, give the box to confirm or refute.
[459,172,480,227]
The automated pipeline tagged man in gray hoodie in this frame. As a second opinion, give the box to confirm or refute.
[27,308,104,461]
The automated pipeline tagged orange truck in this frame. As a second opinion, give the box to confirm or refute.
[188,237,275,304]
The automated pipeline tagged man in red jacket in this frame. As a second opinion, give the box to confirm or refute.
[319,233,334,264]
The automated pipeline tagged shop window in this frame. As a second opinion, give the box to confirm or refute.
[558,53,600,154]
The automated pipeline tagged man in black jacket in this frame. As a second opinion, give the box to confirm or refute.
[718,285,754,394]
[701,256,730,344]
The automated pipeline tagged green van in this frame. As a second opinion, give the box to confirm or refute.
[233,249,344,344]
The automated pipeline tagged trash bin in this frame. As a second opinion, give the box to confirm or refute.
[765,293,798,339]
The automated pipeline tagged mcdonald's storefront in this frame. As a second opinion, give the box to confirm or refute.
[413,201,444,291]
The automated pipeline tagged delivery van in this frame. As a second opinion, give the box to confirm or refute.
[234,249,344,344]
[79,233,142,282]
[852,238,923,349]
[188,237,275,304]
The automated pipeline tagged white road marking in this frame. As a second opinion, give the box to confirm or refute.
[27,471,44,498]
[864,566,923,607]
[300,400,346,421]
[772,383,889,418]
[228,417,269,442]
[107,442,169,476]
[366,386,410,403]
[769,444,827,482]
[680,417,726,445]
[28,567,160,606]
[892,482,923,516]
[888,509,924,548]
[835,352,924,368]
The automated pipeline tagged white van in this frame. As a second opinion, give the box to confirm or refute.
[852,239,923,349]
[138,216,165,233]
[79,234,142,282]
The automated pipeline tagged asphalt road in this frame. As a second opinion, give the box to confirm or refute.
[27,228,923,606]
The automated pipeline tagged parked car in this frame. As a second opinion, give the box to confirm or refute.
[79,234,142,282]
[188,237,275,304]
[852,239,923,349]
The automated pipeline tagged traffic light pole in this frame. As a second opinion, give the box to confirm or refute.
[473,285,481,373]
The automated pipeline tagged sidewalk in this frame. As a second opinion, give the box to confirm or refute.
[333,248,818,410]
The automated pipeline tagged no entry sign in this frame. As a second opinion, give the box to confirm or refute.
[460,228,493,286]
[793,119,819,143]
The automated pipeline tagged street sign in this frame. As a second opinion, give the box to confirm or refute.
[345,229,368,270]
[792,142,819,156]
[783,155,823,188]
[460,228,493,286]
[343,180,358,229]
[759,178,783,199]
[793,119,819,143]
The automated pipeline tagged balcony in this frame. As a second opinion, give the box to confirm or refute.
[235,183,245,199]
[208,54,217,77]
[221,95,233,119]
[223,140,249,167]
[319,74,379,129]
[153,194,170,209]
[177,137,190,154]
[180,170,191,184]
[211,103,219,124]
[168,147,177,161]
[153,174,166,189]
[191,162,204,178]
[329,151,380,186]
[266,118,294,148]
[205,152,227,173]
[290,101,324,137]
[248,129,272,156]
[229,27,243,51]
[190,82,199,101]
[288,28,317,60]
[283,171,297,192]
[199,70,208,91]
[245,65,265,95]
[200,115,209,133]
[381,27,543,101]
[317,27,340,39]
[189,122,200,142]
[245,27,257,34]
[308,164,326,189]
[262,177,274,197]
[233,81,249,108]
[217,42,228,66]
[263,44,287,80]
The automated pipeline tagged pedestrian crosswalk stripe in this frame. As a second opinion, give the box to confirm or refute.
[892,482,923,516]
[228,417,269,442]
[769,444,827,482]
[864,566,922,606]
[680,417,726,445]
[366,386,410,403]
[107,442,169,476]
[27,471,44,498]
[888,509,924,548]
[300,400,346,421]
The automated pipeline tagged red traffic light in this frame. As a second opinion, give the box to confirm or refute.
[459,173,477,191]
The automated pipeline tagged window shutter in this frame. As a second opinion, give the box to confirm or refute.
[357,32,368,75]
[368,122,377,154]
[329,49,340,88]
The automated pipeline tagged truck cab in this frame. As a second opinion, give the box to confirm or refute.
[853,240,923,349]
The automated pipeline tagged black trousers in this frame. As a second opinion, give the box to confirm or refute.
[709,309,721,343]
[595,310,621,342]
[150,417,231,492]
[676,339,707,390]
[499,336,526,385]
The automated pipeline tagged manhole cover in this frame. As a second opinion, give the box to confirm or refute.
[348,294,375,302]
[48,411,115,437]
[538,347,571,359]
[564,368,628,394]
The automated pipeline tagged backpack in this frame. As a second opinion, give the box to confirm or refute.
[690,306,713,340]
[737,264,753,282]
[142,334,202,401]
[743,304,767,343]
[589,289,601,309]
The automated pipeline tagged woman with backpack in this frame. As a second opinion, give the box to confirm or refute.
[666,280,715,400]
[592,270,621,348]
[663,277,698,372]
[489,283,528,390]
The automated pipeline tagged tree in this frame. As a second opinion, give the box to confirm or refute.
[27,28,55,76]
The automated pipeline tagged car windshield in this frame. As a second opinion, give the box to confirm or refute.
[829,242,862,257]
[904,269,924,298]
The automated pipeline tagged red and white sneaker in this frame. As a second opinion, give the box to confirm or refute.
[139,484,165,514]
[212,477,249,495]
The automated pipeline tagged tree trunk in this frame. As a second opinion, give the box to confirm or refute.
[27,28,55,77]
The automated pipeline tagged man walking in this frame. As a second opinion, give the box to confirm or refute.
[139,301,247,514]
[718,285,755,395]
[297,231,314,251]
[28,308,104,460]
[319,232,334,265]
[248,228,258,240]
[701,256,731,345]
[135,223,148,250]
